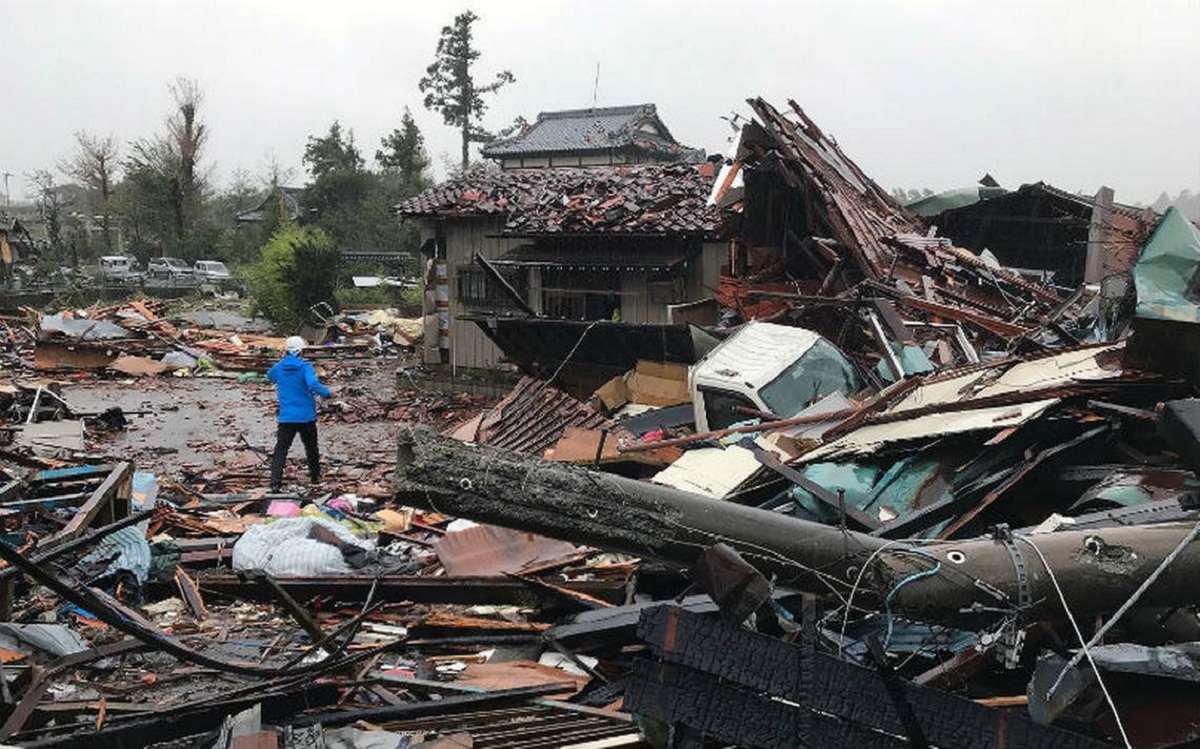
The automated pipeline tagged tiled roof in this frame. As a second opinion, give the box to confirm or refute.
[481,104,697,160]
[395,163,726,237]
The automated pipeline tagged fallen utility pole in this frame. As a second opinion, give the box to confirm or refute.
[396,429,1200,624]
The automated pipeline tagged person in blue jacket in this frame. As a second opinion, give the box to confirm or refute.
[267,336,335,492]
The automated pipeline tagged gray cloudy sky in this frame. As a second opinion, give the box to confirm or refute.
[4,0,1199,204]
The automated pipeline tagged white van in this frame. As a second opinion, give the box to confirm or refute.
[689,321,863,432]
[193,260,232,283]
[96,255,143,283]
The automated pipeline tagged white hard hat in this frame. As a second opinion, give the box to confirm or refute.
[284,336,307,354]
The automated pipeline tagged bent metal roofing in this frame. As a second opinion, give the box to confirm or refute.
[394,162,725,238]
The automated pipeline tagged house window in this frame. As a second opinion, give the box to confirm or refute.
[456,266,527,308]
[541,268,621,321]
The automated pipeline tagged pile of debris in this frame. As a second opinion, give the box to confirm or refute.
[6,94,1200,749]
[4,299,422,378]
[0,451,656,748]
[381,99,1200,747]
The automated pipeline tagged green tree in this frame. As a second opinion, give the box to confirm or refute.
[209,169,274,266]
[245,224,339,331]
[419,10,515,171]
[377,108,432,194]
[303,121,372,240]
[114,162,172,260]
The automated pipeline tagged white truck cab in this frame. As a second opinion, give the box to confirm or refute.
[689,321,863,432]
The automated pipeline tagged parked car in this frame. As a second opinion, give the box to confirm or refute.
[148,257,195,280]
[193,260,232,283]
[95,255,144,284]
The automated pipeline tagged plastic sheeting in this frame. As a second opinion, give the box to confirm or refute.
[233,517,375,577]
[39,314,130,340]
[1134,206,1200,323]
[79,525,151,584]
[0,624,87,657]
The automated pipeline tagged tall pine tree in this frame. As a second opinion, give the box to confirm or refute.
[419,11,514,172]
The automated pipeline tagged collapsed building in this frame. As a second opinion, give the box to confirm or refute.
[387,97,1200,748]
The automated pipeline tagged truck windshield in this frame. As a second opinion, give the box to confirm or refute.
[759,339,862,417]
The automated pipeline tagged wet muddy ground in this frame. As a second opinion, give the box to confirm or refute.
[64,358,407,487]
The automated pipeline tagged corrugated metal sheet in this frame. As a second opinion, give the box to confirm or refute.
[474,377,612,456]
[802,400,1059,461]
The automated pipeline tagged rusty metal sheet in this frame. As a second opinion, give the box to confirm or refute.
[457,661,588,697]
[435,524,578,577]
[476,377,612,456]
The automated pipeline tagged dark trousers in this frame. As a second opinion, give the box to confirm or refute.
[270,421,320,489]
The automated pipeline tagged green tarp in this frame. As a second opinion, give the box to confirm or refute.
[1134,206,1200,323]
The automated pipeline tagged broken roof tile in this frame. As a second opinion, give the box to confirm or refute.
[395,163,726,238]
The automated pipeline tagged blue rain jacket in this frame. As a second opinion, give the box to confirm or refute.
[267,353,332,423]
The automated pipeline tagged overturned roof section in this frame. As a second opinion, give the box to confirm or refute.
[234,186,307,226]
[741,98,920,277]
[481,104,700,163]
[395,163,725,237]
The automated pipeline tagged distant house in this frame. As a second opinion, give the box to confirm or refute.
[234,186,308,226]
[481,104,702,170]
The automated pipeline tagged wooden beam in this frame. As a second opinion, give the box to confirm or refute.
[57,462,132,540]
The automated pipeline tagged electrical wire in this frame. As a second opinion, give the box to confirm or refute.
[838,539,906,657]
[1018,536,1132,749]
[882,550,941,648]
[535,319,601,393]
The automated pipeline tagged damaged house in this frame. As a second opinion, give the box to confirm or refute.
[395,104,729,371]
[926,181,1158,287]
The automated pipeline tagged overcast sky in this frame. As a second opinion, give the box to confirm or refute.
[4,0,1198,205]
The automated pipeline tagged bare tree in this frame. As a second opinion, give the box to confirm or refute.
[168,77,207,228]
[61,132,120,252]
[259,150,297,189]
[26,169,71,258]
[126,77,209,245]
